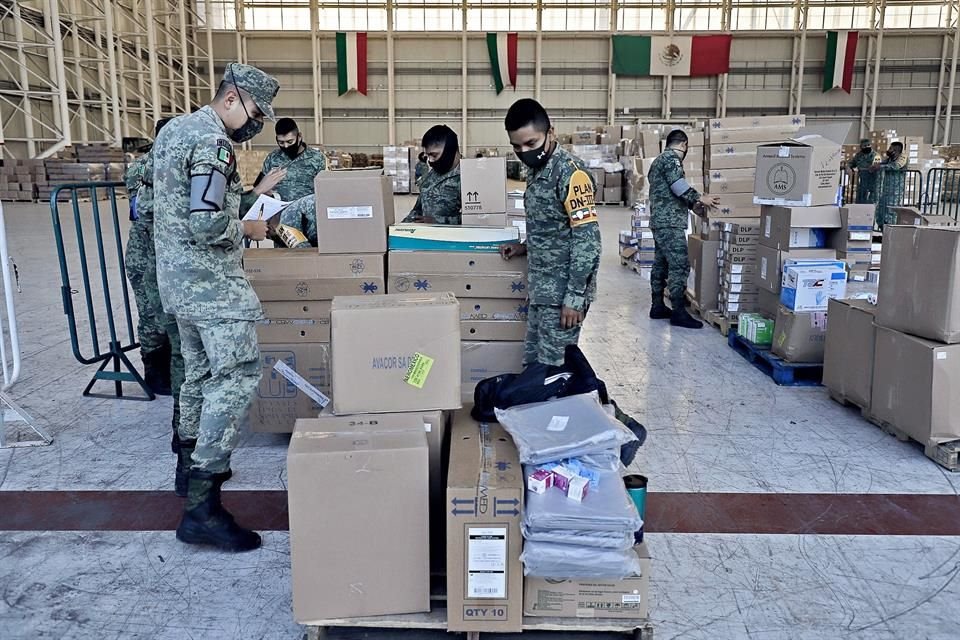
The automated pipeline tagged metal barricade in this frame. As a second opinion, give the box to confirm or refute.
[49,183,153,400]
[922,168,960,220]
[0,200,53,448]
[841,168,923,209]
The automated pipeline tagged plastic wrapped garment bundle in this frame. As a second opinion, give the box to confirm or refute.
[495,393,638,465]
[521,523,636,550]
[523,465,642,533]
[520,541,644,578]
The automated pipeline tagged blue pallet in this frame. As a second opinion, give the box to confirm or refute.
[727,331,823,387]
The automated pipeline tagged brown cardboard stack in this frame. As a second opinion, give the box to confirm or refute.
[687,234,721,312]
[832,204,876,280]
[0,159,44,201]
[705,115,806,219]
[870,225,960,447]
[386,250,527,401]
[74,144,125,163]
[41,159,113,201]
[460,157,507,225]
[718,221,761,319]
[823,298,878,408]
[383,146,416,194]
[235,149,270,187]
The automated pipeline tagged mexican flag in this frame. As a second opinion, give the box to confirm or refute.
[486,33,518,94]
[612,34,732,77]
[336,32,367,96]
[823,30,858,93]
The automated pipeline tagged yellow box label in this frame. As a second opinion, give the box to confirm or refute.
[404,352,434,389]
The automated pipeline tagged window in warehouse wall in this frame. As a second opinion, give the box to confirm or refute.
[317,3,388,30]
[731,1,794,30]
[617,3,668,31]
[395,0,462,31]
[806,2,869,31]
[246,0,310,30]
[542,0,611,31]
[196,0,237,29]
[673,1,725,32]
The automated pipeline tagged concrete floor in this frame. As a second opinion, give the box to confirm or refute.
[0,196,958,640]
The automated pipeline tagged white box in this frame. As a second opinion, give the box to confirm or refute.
[780,264,847,312]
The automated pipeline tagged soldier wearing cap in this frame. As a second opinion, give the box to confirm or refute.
[153,62,279,552]
[851,138,880,204]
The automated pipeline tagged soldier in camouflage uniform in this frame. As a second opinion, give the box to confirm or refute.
[124,119,173,397]
[153,63,277,552]
[498,99,601,366]
[851,138,880,204]
[872,141,908,230]
[403,125,462,225]
[275,194,317,248]
[647,130,719,329]
[254,117,326,202]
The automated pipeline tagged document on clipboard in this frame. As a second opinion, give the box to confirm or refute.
[242,194,289,222]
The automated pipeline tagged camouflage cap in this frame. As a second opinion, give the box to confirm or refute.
[224,63,279,120]
[860,138,871,146]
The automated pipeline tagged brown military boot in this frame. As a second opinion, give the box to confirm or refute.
[176,469,261,552]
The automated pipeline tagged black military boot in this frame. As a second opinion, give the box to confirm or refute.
[670,296,703,329]
[175,439,231,497]
[609,399,648,467]
[649,295,672,320]
[142,347,172,396]
[176,469,261,552]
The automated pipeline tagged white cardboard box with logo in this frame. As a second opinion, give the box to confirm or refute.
[753,136,842,207]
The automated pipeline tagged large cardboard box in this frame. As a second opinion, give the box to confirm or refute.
[460,298,529,321]
[708,115,805,132]
[461,341,525,389]
[771,306,828,363]
[250,342,331,433]
[389,224,519,252]
[823,299,877,408]
[388,273,528,298]
[523,544,651,620]
[713,204,762,219]
[461,157,507,214]
[780,263,847,312]
[705,153,758,170]
[759,205,841,250]
[389,251,527,275]
[707,178,757,195]
[244,250,385,301]
[331,292,461,414]
[687,236,721,310]
[841,204,876,230]
[757,245,838,294]
[753,137,842,207]
[313,171,392,254]
[758,287,780,318]
[288,418,430,621]
[870,326,960,444]
[462,213,509,227]
[876,226,960,343]
[257,301,332,343]
[447,411,524,633]
[461,320,527,342]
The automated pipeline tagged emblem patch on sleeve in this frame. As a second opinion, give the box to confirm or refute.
[564,169,598,227]
[217,146,232,164]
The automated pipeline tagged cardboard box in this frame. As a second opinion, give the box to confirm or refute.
[258,301,332,343]
[705,153,758,170]
[891,206,959,227]
[288,417,430,621]
[447,411,524,633]
[251,342,331,433]
[461,213,508,227]
[687,236,721,310]
[753,137,842,207]
[523,544,651,620]
[841,204,875,230]
[388,251,526,275]
[757,245,838,294]
[244,250,385,301]
[389,224,519,252]
[708,167,757,183]
[388,273,528,298]
[706,178,757,195]
[713,204,763,219]
[460,298,529,321]
[461,341,525,387]
[823,299,877,408]
[780,263,847,312]
[876,226,960,343]
[461,157,507,214]
[461,320,528,342]
[331,292,461,414]
[604,172,623,188]
[871,326,960,444]
[759,205,841,250]
[708,115,806,132]
[313,171,392,254]
[771,306,829,363]
[506,194,525,215]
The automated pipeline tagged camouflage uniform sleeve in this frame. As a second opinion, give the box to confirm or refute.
[439,174,462,224]
[663,154,701,207]
[187,134,243,249]
[315,150,327,173]
[403,196,424,222]
[559,167,602,311]
[123,156,147,194]
[238,189,258,218]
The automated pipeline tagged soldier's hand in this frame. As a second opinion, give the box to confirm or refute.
[701,195,721,209]
[560,306,584,330]
[254,168,287,195]
[420,216,437,224]
[242,220,269,241]
[500,242,527,260]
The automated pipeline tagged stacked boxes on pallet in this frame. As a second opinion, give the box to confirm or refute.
[383,146,416,194]
[0,159,44,201]
[718,221,761,320]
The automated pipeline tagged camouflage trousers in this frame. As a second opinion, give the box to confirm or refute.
[650,227,690,303]
[524,304,587,367]
[125,220,185,395]
[177,318,261,474]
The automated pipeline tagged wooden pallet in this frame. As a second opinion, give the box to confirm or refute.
[704,310,737,337]
[727,331,822,386]
[827,390,868,414]
[861,412,960,473]
[305,587,654,640]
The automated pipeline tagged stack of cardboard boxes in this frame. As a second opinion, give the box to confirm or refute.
[0,159,44,202]
[243,171,393,433]
[717,221,761,319]
[832,204,877,281]
[506,189,526,238]
[383,146,416,194]
[825,224,960,459]
[234,149,271,188]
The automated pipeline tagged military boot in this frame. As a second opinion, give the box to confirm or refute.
[670,296,703,329]
[175,469,261,552]
[142,347,172,396]
[649,295,672,320]
[175,439,231,497]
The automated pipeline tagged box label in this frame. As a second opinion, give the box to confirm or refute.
[546,416,569,432]
[467,527,508,599]
[327,205,373,220]
[403,352,435,389]
[273,360,330,408]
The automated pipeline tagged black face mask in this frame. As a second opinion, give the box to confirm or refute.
[861,147,872,154]
[282,139,302,159]
[517,138,553,170]
[428,142,458,175]
[228,73,264,143]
